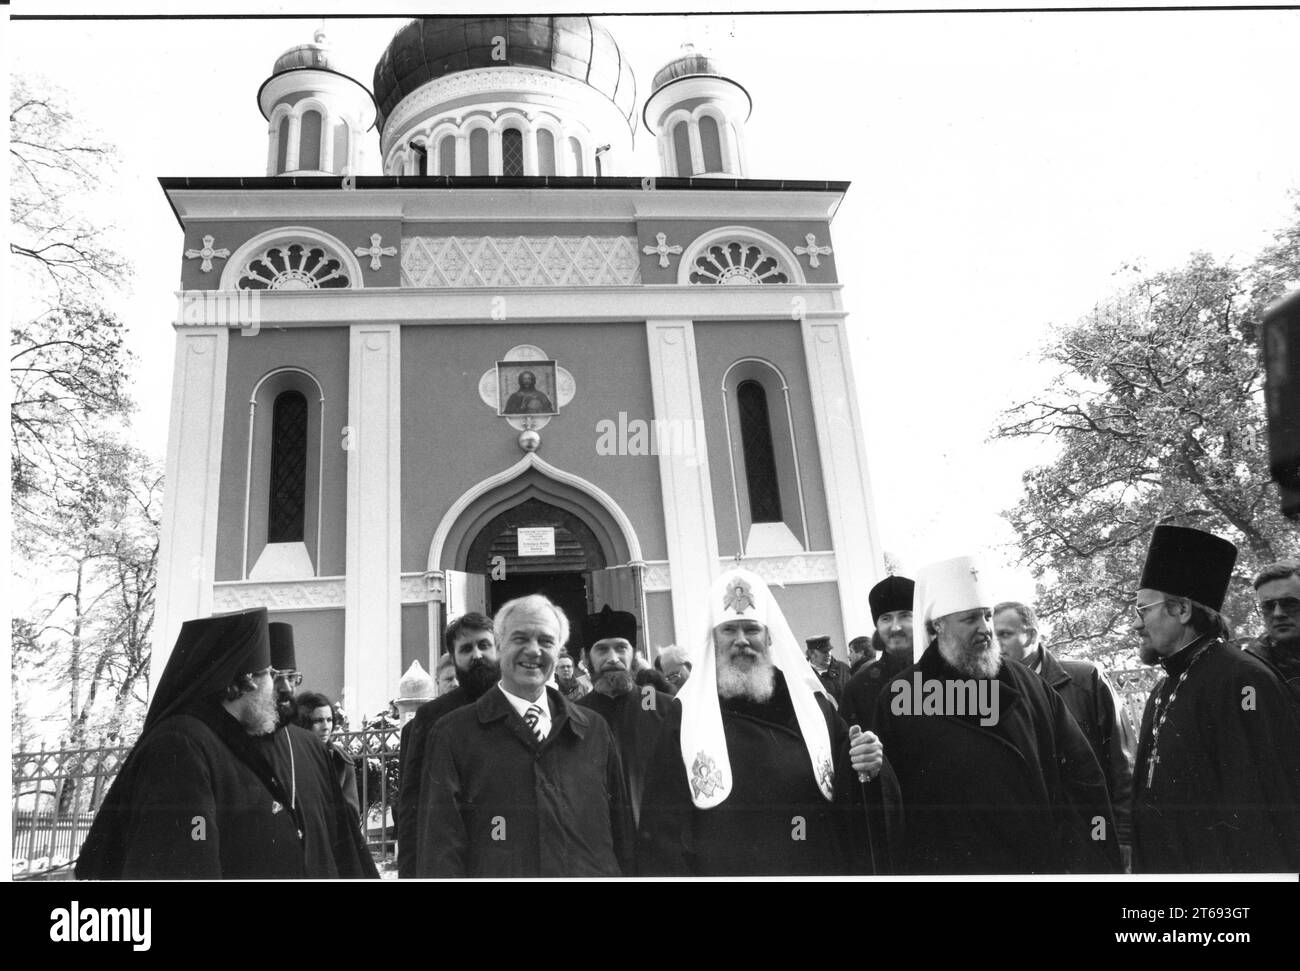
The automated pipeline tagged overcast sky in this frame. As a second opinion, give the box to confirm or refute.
[9,2,1299,603]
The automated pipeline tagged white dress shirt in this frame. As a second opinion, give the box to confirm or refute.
[498,683,552,740]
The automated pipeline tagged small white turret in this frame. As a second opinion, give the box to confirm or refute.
[643,43,751,179]
[258,30,377,177]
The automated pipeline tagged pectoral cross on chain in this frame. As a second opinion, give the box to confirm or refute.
[1145,754,1158,788]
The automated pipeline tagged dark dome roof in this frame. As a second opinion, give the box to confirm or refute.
[372,16,637,133]
[651,48,726,94]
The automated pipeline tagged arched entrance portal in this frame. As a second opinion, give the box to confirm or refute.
[428,456,649,653]
[467,497,606,629]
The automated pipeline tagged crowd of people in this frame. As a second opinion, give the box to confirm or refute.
[75,523,1300,878]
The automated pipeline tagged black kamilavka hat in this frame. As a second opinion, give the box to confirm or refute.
[1138,525,1238,612]
[269,621,296,670]
[869,575,915,623]
[586,604,638,649]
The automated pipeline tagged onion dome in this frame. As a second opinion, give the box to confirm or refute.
[372,16,637,134]
[272,28,335,74]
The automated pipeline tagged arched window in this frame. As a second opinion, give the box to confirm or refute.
[268,390,309,543]
[567,137,584,177]
[699,115,724,173]
[299,110,323,171]
[737,380,782,523]
[469,128,489,176]
[536,129,556,176]
[276,123,290,174]
[502,127,524,177]
[438,135,456,176]
[413,142,428,176]
[672,121,693,177]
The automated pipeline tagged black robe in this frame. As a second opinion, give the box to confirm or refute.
[637,671,902,877]
[1133,636,1300,873]
[78,703,374,879]
[256,724,377,879]
[874,645,1120,874]
[839,648,912,733]
[578,686,673,826]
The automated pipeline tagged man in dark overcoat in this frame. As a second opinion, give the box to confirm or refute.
[637,568,900,877]
[1131,526,1300,873]
[396,611,497,877]
[415,595,633,877]
[76,608,376,879]
[994,600,1136,869]
[874,557,1121,875]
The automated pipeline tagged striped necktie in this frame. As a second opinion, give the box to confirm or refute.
[524,704,545,742]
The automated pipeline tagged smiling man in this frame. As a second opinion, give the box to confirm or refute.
[415,595,632,877]
[873,557,1119,874]
[840,575,916,733]
[1131,527,1300,873]
[637,569,900,876]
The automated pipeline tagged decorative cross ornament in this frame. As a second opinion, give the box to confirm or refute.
[794,233,832,268]
[184,235,231,273]
[642,232,683,268]
[355,233,398,270]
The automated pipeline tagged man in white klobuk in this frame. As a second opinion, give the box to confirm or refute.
[872,556,1120,874]
[637,567,899,875]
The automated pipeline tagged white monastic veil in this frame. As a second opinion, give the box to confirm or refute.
[676,568,836,809]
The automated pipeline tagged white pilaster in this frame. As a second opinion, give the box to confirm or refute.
[646,318,720,648]
[455,133,469,175]
[286,115,301,172]
[345,323,402,720]
[152,327,230,695]
[801,317,885,642]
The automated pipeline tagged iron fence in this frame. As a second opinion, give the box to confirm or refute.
[12,744,133,879]
[335,724,403,870]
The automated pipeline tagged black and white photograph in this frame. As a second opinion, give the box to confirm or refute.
[6,0,1300,922]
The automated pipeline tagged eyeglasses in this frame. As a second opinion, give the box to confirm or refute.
[1131,600,1168,622]
[272,669,303,687]
[1259,597,1300,617]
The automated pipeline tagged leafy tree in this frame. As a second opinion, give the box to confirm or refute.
[994,203,1300,666]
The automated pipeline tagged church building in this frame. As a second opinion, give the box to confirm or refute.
[155,17,884,717]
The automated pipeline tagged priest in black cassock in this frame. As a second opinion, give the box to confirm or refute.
[76,608,376,879]
[1132,525,1300,873]
[577,605,673,830]
[839,575,916,733]
[255,622,374,874]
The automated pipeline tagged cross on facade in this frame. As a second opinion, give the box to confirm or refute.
[642,232,682,268]
[355,233,398,270]
[794,233,832,268]
[184,235,231,273]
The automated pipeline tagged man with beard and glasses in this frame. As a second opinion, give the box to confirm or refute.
[252,622,374,870]
[637,569,901,876]
[578,605,674,826]
[994,600,1136,870]
[1131,527,1300,873]
[840,575,916,733]
[77,609,376,879]
[415,595,632,877]
[873,557,1119,875]
[397,611,498,878]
